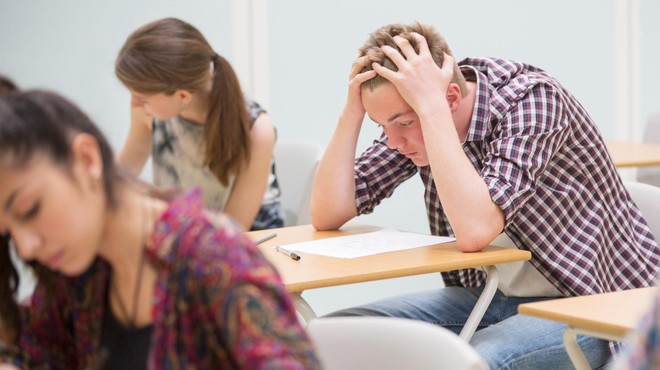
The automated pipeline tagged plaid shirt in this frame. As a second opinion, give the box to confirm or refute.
[354,57,660,297]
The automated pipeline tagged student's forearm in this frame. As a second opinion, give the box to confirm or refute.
[225,164,269,231]
[420,107,504,251]
[118,107,153,176]
[310,115,362,230]
[224,194,262,231]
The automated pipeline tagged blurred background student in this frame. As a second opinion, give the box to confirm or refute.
[0,87,320,369]
[0,76,17,95]
[116,17,284,231]
[608,286,660,370]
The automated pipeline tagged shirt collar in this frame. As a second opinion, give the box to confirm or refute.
[459,63,492,143]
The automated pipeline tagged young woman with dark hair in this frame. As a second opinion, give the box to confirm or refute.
[0,89,319,369]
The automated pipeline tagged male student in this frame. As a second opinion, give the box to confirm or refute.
[310,22,660,369]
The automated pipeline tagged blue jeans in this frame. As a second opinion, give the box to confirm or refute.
[324,286,612,369]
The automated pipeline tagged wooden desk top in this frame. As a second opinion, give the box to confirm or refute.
[606,141,660,168]
[249,224,531,293]
[518,287,658,337]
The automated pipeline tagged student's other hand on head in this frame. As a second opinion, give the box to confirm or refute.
[373,33,454,113]
[343,56,377,124]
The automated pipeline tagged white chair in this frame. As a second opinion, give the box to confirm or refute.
[624,181,660,243]
[273,139,324,226]
[306,317,488,370]
[637,112,660,187]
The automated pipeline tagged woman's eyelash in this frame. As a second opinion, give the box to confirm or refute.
[22,203,40,220]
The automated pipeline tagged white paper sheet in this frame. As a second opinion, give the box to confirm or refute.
[279,229,455,258]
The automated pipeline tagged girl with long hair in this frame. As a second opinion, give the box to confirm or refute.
[116,18,284,231]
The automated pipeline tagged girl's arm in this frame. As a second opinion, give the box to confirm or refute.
[117,107,153,176]
[223,113,275,230]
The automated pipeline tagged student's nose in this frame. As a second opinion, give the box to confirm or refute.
[10,227,43,261]
[386,130,404,150]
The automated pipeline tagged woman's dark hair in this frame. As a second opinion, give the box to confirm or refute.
[0,75,18,95]
[115,17,251,186]
[0,90,124,344]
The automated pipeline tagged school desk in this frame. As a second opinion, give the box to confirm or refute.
[518,286,658,370]
[606,141,660,168]
[249,224,531,342]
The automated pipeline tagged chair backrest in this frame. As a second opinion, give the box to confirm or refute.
[306,317,488,370]
[637,112,660,187]
[624,180,660,243]
[273,139,324,226]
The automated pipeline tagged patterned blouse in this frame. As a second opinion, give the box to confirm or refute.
[0,188,321,369]
[354,57,660,297]
[152,98,284,230]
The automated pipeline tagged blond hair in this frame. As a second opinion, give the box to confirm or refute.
[358,22,467,96]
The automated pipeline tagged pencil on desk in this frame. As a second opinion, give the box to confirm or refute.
[255,232,277,245]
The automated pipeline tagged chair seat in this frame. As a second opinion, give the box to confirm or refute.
[637,112,660,187]
[624,180,660,244]
[306,316,488,370]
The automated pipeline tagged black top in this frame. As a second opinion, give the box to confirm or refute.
[100,302,153,370]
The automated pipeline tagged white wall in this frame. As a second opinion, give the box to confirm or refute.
[2,0,659,315]
[0,0,233,151]
[641,1,660,127]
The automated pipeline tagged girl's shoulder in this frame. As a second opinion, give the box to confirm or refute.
[245,96,266,124]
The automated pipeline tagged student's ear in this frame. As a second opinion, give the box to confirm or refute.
[71,133,103,188]
[175,89,193,109]
[446,83,462,113]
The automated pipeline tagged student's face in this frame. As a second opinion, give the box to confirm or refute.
[0,154,106,276]
[129,90,182,120]
[362,83,429,166]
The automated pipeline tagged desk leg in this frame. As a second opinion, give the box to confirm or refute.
[293,292,317,325]
[459,265,499,342]
[564,327,592,370]
[563,327,623,370]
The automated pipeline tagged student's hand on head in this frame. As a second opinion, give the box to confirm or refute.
[373,33,454,113]
[342,56,377,124]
